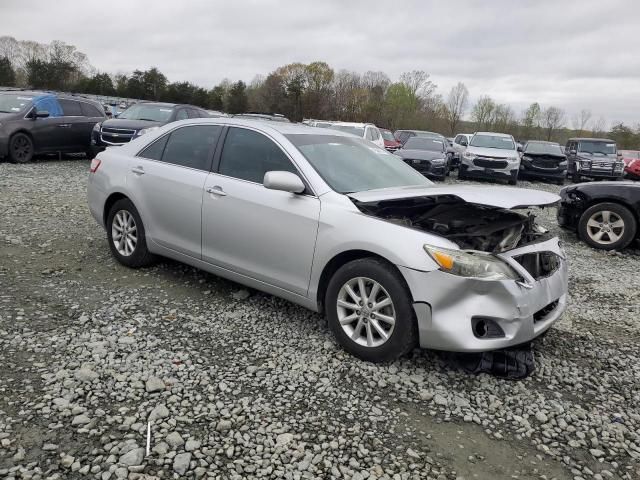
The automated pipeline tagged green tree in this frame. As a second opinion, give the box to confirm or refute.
[521,102,541,140]
[208,85,226,110]
[142,67,167,100]
[471,96,495,131]
[226,80,248,114]
[609,123,638,149]
[0,56,16,86]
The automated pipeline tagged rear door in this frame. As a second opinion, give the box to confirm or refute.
[129,124,223,257]
[57,99,88,150]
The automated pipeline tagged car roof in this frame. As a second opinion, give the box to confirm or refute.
[168,117,357,137]
[474,131,513,137]
[526,140,559,145]
[568,137,615,142]
[331,121,373,127]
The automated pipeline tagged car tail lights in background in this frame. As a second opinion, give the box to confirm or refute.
[90,158,102,173]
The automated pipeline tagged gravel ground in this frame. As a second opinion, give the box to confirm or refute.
[0,158,639,480]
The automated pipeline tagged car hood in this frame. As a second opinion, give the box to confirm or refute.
[523,152,566,160]
[101,118,165,130]
[348,184,560,209]
[467,146,518,159]
[395,149,445,161]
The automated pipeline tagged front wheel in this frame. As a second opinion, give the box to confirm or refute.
[9,133,34,163]
[106,199,156,268]
[325,258,417,362]
[571,172,581,183]
[578,202,637,250]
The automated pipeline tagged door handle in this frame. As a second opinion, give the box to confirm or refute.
[131,166,145,175]
[206,186,226,196]
[57,124,71,128]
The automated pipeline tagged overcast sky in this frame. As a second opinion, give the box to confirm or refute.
[2,0,638,126]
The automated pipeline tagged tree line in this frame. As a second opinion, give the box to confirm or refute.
[0,36,638,148]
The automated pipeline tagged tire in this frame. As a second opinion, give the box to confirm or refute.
[578,202,637,250]
[458,169,466,180]
[508,178,517,185]
[106,198,156,268]
[325,258,417,362]
[86,149,97,160]
[572,172,581,183]
[8,133,34,163]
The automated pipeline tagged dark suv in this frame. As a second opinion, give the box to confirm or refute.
[565,137,624,182]
[519,140,567,184]
[0,90,106,163]
[91,102,210,154]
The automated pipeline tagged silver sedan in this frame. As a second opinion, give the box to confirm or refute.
[87,118,568,362]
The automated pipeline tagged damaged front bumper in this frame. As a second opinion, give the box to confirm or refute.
[400,237,568,352]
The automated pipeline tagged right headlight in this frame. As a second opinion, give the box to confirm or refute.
[463,151,475,159]
[424,245,520,281]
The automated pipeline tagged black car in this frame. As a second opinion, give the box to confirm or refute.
[558,181,640,250]
[519,140,567,184]
[91,102,210,154]
[565,137,625,182]
[0,90,106,163]
[394,129,443,146]
[394,136,450,180]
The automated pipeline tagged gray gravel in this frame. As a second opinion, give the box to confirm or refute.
[0,158,639,480]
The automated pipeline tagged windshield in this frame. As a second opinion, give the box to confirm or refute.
[0,94,33,113]
[380,130,395,141]
[330,125,365,137]
[620,150,640,159]
[578,141,616,155]
[403,137,444,152]
[524,142,563,155]
[286,134,432,193]
[117,104,173,122]
[470,134,515,150]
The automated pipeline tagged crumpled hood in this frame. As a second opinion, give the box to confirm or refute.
[395,149,446,161]
[348,184,560,209]
[467,146,519,159]
[101,118,165,130]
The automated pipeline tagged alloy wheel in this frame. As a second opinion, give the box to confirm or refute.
[12,136,31,161]
[585,210,625,245]
[111,210,138,256]
[336,277,396,347]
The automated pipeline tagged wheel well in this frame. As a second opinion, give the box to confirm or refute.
[10,129,34,146]
[316,250,406,313]
[103,193,129,225]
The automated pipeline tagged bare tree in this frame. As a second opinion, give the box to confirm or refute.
[541,106,565,141]
[399,70,435,98]
[572,109,592,136]
[592,116,607,137]
[471,95,495,131]
[445,82,469,135]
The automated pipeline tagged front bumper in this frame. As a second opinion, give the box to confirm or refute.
[573,162,624,179]
[402,159,447,178]
[460,162,518,182]
[400,237,568,352]
[0,134,8,158]
[520,163,566,181]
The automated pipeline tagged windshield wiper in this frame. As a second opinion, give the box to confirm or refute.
[136,118,158,122]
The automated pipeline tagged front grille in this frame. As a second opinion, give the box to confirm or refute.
[101,127,136,145]
[534,300,559,323]
[590,160,614,169]
[404,158,431,169]
[513,251,561,280]
[474,158,508,169]
[533,159,560,169]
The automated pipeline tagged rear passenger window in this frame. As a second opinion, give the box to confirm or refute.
[188,108,204,118]
[218,127,297,183]
[80,102,104,118]
[159,125,222,170]
[59,99,83,116]
[175,109,188,120]
[139,135,169,161]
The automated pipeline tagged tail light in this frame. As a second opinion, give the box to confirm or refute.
[90,158,102,173]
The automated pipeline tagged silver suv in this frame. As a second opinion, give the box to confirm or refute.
[88,119,567,362]
[458,132,522,185]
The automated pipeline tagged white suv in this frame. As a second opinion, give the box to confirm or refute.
[458,132,522,185]
[329,122,385,149]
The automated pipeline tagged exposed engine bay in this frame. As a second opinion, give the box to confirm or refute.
[354,195,551,253]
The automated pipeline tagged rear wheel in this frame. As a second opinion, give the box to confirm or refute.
[9,133,34,163]
[578,202,636,250]
[106,199,156,267]
[571,172,581,183]
[325,258,416,362]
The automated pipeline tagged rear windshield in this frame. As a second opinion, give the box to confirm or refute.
[578,141,616,155]
[117,104,173,122]
[403,137,444,152]
[0,94,33,113]
[470,134,515,150]
[329,125,365,137]
[524,142,563,155]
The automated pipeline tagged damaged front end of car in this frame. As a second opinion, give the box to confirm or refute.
[348,186,568,358]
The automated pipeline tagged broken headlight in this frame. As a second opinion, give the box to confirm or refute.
[424,245,520,281]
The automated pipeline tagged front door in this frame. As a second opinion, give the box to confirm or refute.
[202,126,320,296]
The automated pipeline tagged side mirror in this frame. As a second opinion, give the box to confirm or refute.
[460,140,467,147]
[569,149,577,155]
[446,146,455,154]
[263,171,305,194]
[517,145,523,152]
